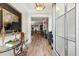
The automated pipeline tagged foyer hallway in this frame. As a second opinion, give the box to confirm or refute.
[23,32,53,56]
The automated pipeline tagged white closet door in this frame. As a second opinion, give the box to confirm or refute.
[56,3,65,18]
[66,3,75,12]
[66,4,76,56]
[68,41,75,56]
[56,15,65,56]
[66,8,76,41]
[56,36,65,56]
[56,16,64,37]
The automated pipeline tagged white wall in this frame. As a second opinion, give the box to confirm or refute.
[10,4,30,42]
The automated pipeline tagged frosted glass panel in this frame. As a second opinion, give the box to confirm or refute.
[67,3,75,12]
[56,3,65,18]
[68,41,75,56]
[78,45,79,56]
[55,3,76,56]
[56,36,65,56]
[56,16,64,37]
[66,8,76,41]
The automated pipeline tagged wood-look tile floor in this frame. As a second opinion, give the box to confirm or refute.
[23,32,53,56]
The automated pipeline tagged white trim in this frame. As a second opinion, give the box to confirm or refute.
[76,3,79,56]
[52,4,58,56]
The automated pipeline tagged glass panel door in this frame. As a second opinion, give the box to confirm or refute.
[55,3,65,56]
[66,5,76,56]
[55,3,76,56]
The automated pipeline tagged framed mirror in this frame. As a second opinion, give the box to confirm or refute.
[0,3,21,33]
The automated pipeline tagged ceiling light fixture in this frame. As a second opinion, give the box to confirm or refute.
[35,3,45,11]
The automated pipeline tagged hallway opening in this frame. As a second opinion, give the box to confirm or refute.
[29,17,53,56]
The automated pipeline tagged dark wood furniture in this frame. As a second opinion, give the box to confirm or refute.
[13,32,25,56]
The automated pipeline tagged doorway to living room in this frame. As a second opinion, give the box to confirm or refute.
[25,17,53,56]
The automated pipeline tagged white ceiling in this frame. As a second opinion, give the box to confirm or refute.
[10,3,53,14]
[25,3,53,14]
